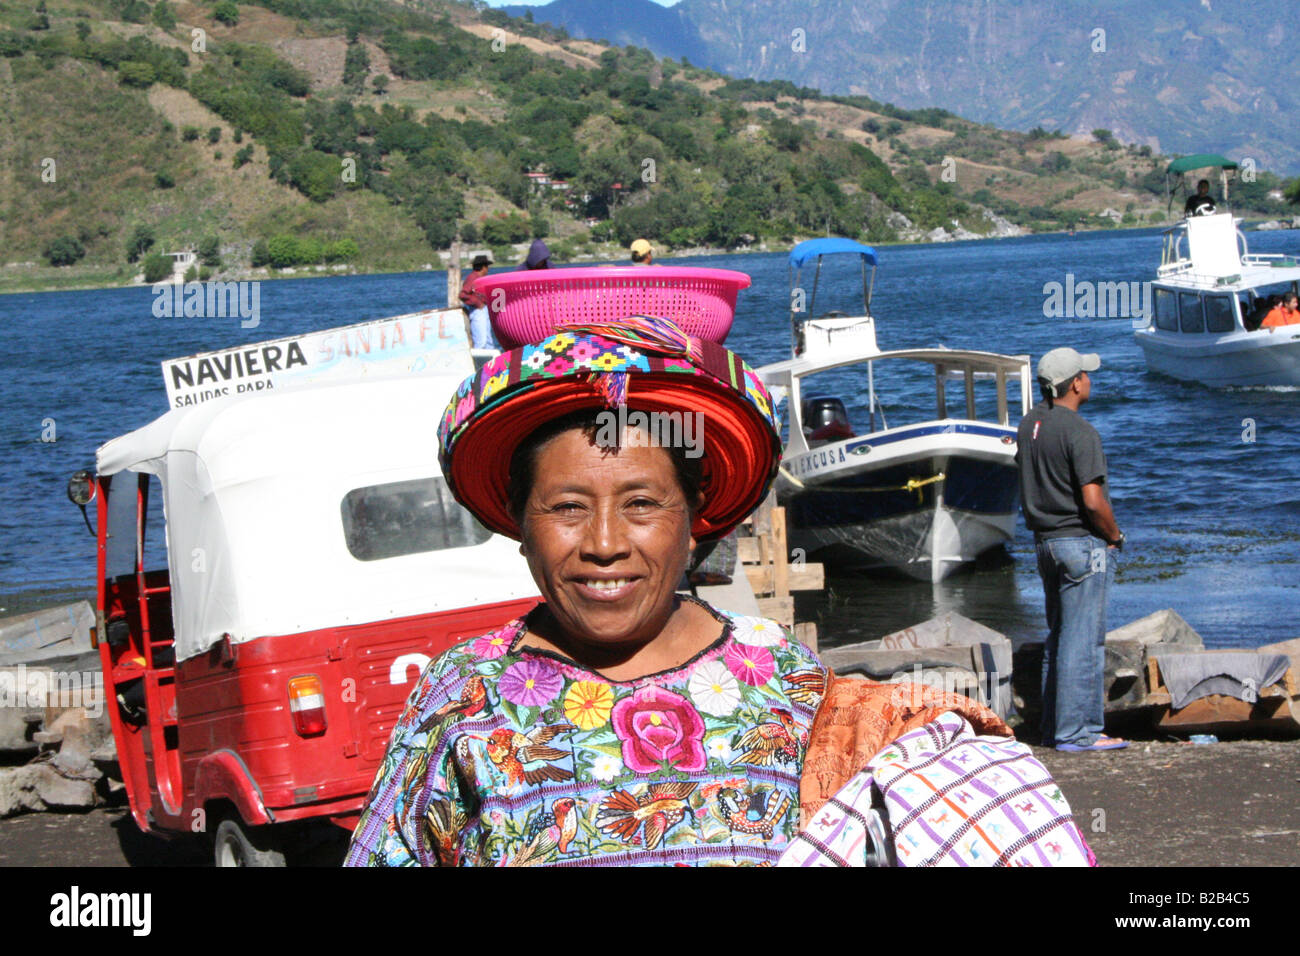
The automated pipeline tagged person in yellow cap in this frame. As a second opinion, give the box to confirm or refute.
[630,238,655,265]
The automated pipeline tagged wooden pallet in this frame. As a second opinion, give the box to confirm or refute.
[736,495,823,649]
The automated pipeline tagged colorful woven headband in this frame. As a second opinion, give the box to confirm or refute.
[437,316,781,541]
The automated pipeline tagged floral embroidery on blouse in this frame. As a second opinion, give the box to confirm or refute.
[345,602,826,867]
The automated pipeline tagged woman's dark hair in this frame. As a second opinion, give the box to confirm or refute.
[506,408,705,522]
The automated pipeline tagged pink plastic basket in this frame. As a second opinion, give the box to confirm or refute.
[476,266,752,349]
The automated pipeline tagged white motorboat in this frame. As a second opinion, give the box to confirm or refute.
[1134,211,1300,387]
[1136,155,1300,387]
[757,239,1032,582]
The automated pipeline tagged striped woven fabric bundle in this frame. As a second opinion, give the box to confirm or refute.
[779,712,1095,867]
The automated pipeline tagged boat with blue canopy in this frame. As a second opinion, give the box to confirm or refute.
[758,239,1032,582]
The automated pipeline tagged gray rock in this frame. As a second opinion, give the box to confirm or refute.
[1106,608,1204,648]
[0,757,101,818]
[0,765,45,817]
[0,704,36,755]
[31,762,96,809]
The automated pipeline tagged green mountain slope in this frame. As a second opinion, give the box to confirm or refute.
[0,0,1291,294]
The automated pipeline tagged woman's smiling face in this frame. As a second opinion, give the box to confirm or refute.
[519,425,697,653]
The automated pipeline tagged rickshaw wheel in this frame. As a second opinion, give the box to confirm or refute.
[213,817,287,868]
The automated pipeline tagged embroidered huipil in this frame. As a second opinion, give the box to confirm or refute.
[345,603,826,866]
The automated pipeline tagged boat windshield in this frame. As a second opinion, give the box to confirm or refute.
[795,355,1016,436]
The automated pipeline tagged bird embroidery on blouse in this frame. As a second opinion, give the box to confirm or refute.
[400,748,431,805]
[781,670,826,705]
[508,797,580,866]
[486,723,576,786]
[425,798,468,864]
[596,782,698,851]
[715,786,791,839]
[416,675,487,735]
[731,708,800,767]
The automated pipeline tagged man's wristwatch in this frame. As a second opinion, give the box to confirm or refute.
[1109,531,1125,550]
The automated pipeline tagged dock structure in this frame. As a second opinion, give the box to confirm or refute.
[738,494,824,649]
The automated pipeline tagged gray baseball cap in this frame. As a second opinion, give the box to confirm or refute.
[1037,347,1100,387]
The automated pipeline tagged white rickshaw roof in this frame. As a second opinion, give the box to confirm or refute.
[97,375,539,662]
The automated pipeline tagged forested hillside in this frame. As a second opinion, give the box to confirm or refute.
[0,0,1291,293]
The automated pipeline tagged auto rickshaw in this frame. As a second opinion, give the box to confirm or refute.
[71,333,539,865]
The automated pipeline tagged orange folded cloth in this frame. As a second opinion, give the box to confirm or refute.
[799,671,1012,824]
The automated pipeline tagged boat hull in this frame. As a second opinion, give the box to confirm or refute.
[1135,327,1300,387]
[778,423,1020,582]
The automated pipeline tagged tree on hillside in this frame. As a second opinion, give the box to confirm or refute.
[126,225,156,263]
[573,146,626,217]
[118,61,156,87]
[769,117,806,152]
[142,253,173,283]
[152,1,176,31]
[343,41,370,93]
[213,2,240,27]
[287,150,340,202]
[198,235,221,267]
[42,236,85,267]
[412,189,463,250]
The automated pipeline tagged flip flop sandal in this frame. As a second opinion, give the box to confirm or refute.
[1055,736,1128,752]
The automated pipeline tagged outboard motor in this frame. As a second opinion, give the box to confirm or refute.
[802,395,854,443]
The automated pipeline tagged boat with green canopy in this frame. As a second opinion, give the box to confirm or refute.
[1133,155,1300,387]
[1164,153,1238,215]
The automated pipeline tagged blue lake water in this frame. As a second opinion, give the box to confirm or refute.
[2,227,1299,649]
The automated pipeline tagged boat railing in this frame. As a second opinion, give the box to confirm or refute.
[1242,252,1299,268]
[1155,264,1244,287]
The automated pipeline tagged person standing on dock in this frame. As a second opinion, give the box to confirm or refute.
[459,254,496,349]
[1016,348,1128,753]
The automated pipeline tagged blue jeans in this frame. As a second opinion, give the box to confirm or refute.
[1035,534,1116,747]
[468,306,496,349]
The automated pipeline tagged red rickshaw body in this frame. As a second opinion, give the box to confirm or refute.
[93,368,539,847]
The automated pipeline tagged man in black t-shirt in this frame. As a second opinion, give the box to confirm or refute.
[1184,179,1216,217]
[1016,348,1128,752]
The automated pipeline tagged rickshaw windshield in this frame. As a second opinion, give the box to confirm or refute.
[104,473,168,579]
[341,476,490,561]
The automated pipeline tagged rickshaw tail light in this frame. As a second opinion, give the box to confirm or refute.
[288,675,327,736]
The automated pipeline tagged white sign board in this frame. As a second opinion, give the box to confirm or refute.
[161,308,472,408]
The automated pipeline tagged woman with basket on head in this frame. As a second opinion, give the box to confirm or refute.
[346,304,1094,867]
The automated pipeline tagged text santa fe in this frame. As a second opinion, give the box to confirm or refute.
[161,308,471,408]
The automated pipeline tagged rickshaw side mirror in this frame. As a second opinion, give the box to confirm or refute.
[67,470,96,507]
[67,470,96,535]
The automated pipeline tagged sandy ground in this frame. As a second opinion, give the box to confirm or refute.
[0,738,1295,867]
[1038,739,1300,867]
